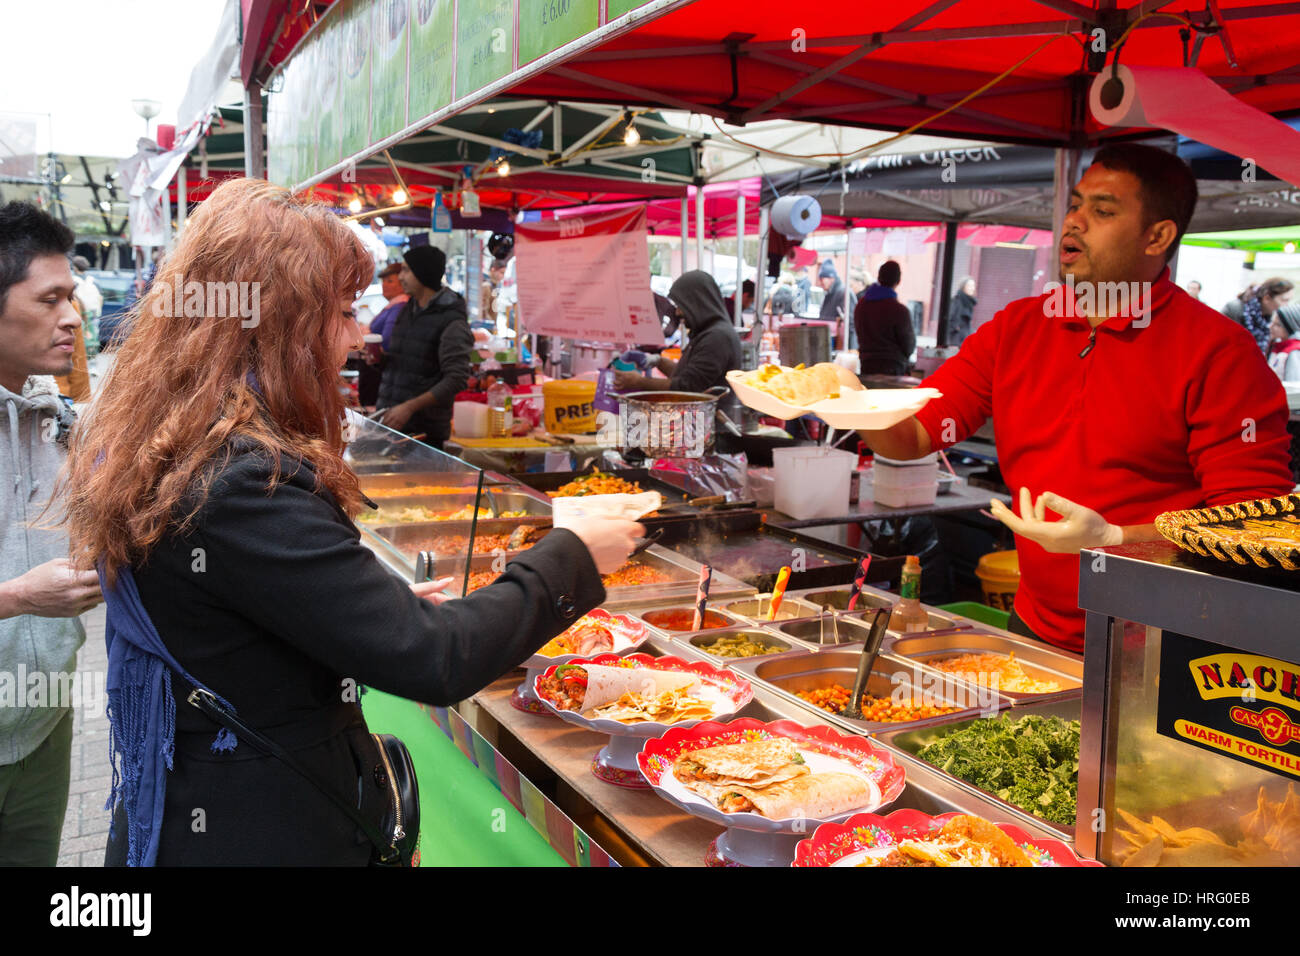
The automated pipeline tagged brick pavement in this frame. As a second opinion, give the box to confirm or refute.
[57,604,111,867]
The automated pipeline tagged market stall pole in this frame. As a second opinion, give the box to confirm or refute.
[733,189,745,326]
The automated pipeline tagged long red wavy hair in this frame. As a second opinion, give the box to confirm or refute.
[61,178,373,580]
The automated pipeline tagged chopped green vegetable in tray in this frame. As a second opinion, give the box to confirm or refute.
[916,714,1080,827]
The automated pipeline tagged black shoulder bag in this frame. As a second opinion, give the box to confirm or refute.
[187,687,420,867]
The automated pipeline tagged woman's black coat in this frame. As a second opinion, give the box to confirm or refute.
[108,443,604,865]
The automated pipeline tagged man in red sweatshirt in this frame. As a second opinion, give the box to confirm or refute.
[858,144,1294,652]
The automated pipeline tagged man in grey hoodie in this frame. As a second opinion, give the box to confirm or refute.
[0,202,102,865]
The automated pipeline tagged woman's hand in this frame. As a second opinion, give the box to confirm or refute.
[565,517,646,575]
[411,576,456,605]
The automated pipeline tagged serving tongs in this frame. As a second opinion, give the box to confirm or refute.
[838,607,890,720]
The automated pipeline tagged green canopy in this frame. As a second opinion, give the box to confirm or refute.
[1181,225,1300,253]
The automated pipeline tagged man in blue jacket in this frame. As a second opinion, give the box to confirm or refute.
[0,202,102,865]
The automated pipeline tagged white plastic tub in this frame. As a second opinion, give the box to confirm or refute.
[772,447,858,519]
[870,453,938,507]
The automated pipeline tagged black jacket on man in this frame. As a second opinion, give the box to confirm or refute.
[376,287,473,443]
[854,284,917,376]
[108,441,604,865]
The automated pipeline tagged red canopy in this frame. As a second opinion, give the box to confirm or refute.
[241,1,1300,147]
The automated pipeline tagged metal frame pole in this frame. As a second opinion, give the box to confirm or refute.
[679,196,688,277]
[734,189,745,326]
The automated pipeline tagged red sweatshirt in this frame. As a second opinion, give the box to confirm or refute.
[915,271,1294,652]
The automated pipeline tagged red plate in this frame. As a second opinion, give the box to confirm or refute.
[534,652,753,736]
[792,808,1103,867]
[638,718,906,835]
[523,609,649,669]
[512,610,651,713]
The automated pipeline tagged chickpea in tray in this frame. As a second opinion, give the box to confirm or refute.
[696,633,786,659]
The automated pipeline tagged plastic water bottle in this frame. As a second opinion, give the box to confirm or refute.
[488,381,513,438]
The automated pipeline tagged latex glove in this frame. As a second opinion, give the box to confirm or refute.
[618,349,650,370]
[988,487,1123,554]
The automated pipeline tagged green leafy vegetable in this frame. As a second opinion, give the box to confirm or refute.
[916,714,1080,826]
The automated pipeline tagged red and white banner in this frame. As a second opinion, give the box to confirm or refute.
[515,207,662,346]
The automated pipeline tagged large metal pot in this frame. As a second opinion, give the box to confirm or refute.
[617,386,740,458]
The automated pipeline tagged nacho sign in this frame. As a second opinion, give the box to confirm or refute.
[1157,633,1300,780]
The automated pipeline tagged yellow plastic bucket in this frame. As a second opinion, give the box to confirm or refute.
[542,379,598,434]
[976,549,1020,612]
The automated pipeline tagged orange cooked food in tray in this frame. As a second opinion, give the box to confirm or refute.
[465,560,671,593]
[547,469,644,497]
[796,685,959,722]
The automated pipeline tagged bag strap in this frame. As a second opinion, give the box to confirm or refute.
[185,687,400,863]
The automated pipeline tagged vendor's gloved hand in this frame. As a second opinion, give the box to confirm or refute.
[618,349,651,370]
[988,487,1122,554]
[612,369,646,391]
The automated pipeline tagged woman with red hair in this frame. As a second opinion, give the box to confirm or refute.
[60,179,641,865]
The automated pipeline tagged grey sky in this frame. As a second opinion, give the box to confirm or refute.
[0,0,231,158]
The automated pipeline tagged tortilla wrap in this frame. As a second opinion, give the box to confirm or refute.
[723,772,876,819]
[673,738,808,788]
[580,664,699,713]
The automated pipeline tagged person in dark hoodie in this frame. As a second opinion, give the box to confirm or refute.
[0,202,102,866]
[612,270,742,395]
[855,260,916,376]
[376,244,473,448]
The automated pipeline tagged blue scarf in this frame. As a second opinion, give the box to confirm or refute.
[100,562,238,866]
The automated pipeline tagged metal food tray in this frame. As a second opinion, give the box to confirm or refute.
[874,697,1083,836]
[598,547,755,609]
[671,624,823,665]
[357,470,498,493]
[721,596,823,623]
[632,605,747,635]
[729,648,1014,738]
[886,630,1083,703]
[792,584,958,632]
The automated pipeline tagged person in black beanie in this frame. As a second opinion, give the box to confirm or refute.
[376,245,473,448]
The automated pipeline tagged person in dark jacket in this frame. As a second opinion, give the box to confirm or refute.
[817,259,847,323]
[58,178,642,866]
[612,270,742,395]
[854,260,916,376]
[947,276,977,348]
[375,245,474,447]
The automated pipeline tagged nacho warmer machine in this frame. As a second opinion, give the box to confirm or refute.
[1075,540,1300,867]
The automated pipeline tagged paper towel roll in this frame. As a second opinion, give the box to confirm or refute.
[771,195,822,239]
[1089,64,1300,187]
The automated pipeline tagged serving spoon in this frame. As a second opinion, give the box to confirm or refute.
[839,607,891,720]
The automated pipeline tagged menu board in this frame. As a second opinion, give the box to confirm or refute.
[515,208,663,345]
[1157,632,1300,780]
[267,0,681,186]
[314,27,343,174]
[408,0,454,126]
[519,0,598,65]
[370,0,410,144]
[339,0,373,159]
[455,0,514,101]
